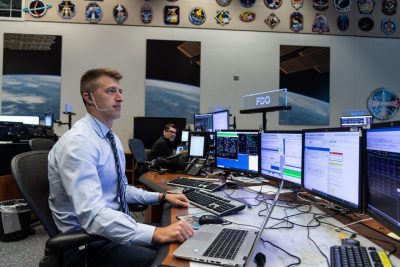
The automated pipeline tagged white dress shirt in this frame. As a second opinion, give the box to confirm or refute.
[48,113,160,246]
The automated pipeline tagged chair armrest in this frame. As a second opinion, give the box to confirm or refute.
[137,161,152,165]
[46,230,106,251]
[128,203,148,212]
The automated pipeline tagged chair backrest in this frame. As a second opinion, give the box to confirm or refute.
[11,151,59,237]
[29,138,55,151]
[128,138,147,162]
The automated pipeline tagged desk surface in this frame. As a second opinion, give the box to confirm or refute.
[140,172,400,267]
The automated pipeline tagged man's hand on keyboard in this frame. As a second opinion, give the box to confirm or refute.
[153,220,195,243]
[166,193,190,208]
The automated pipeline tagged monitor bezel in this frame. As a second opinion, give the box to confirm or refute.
[193,113,213,132]
[260,130,303,186]
[301,127,363,211]
[212,109,230,131]
[365,120,400,236]
[215,129,260,175]
[188,131,208,158]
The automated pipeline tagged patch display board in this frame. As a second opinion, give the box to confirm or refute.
[24,0,400,39]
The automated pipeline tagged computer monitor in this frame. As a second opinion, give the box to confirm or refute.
[181,130,189,142]
[260,131,302,185]
[302,128,362,210]
[215,130,260,174]
[188,132,208,158]
[366,121,400,235]
[340,115,373,128]
[212,110,229,131]
[44,111,53,128]
[194,113,213,132]
[0,115,39,125]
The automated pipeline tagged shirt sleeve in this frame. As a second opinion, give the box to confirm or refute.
[56,135,156,246]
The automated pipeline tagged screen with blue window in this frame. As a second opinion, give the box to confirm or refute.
[194,113,213,132]
[366,121,400,235]
[302,128,362,210]
[215,130,260,174]
[260,131,302,185]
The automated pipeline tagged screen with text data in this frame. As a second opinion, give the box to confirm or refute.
[366,123,400,235]
[260,132,302,185]
[216,131,259,174]
[303,129,362,210]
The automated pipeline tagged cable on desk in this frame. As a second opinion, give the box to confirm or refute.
[260,237,301,267]
[306,213,332,267]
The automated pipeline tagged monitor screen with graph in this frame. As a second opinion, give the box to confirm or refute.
[260,131,302,185]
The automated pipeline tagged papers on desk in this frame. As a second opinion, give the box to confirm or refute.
[247,184,292,194]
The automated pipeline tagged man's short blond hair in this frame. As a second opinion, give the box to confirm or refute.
[80,68,123,96]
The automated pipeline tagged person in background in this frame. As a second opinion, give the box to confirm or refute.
[48,68,194,267]
[147,123,177,161]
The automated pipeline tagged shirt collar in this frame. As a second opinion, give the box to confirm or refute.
[85,113,111,138]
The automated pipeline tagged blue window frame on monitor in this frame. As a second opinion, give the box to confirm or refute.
[260,131,302,185]
[366,121,400,235]
[215,130,260,174]
[302,128,362,210]
[212,110,229,131]
[194,113,213,132]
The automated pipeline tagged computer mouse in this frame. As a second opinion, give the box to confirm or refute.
[341,238,360,246]
[199,214,224,225]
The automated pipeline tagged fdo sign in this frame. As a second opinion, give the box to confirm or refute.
[242,89,288,111]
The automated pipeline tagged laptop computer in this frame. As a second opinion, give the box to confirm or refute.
[173,180,284,266]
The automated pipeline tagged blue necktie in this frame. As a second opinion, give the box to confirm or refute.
[107,130,129,214]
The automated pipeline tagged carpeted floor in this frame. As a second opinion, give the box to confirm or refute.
[0,224,48,267]
[0,211,145,267]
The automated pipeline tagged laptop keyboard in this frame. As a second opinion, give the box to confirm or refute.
[167,177,225,192]
[330,245,392,267]
[203,228,249,260]
[183,188,246,216]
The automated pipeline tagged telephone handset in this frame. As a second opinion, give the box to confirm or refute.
[184,158,206,176]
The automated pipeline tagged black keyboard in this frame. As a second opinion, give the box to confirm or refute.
[203,228,248,260]
[167,177,225,192]
[330,245,392,267]
[183,188,246,216]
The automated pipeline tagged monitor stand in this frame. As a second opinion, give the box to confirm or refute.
[228,173,263,185]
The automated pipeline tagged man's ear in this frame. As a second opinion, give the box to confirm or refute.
[82,92,93,105]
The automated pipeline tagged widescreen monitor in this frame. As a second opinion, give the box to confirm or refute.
[188,132,207,158]
[215,130,260,174]
[340,115,373,128]
[366,121,400,235]
[260,131,302,185]
[212,110,229,131]
[0,115,39,125]
[302,128,362,210]
[194,113,213,132]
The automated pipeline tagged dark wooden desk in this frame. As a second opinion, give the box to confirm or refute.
[140,172,400,266]
[140,171,190,266]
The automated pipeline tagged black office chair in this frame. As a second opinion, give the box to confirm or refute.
[128,138,152,181]
[29,138,55,151]
[11,151,105,267]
